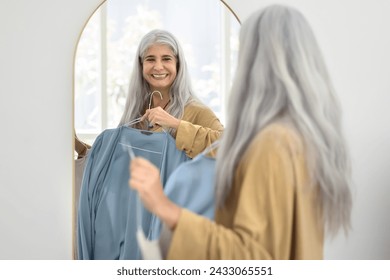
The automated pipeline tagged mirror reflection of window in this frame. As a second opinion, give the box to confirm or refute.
[75,0,240,145]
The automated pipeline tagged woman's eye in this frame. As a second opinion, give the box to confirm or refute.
[163,57,175,61]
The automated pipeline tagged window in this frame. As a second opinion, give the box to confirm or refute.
[74,0,240,145]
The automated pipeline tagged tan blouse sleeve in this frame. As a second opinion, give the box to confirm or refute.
[175,102,223,158]
[167,126,321,259]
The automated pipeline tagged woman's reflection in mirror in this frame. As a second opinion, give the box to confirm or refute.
[118,29,223,159]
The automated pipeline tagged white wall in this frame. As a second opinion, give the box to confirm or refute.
[0,0,389,259]
[0,0,103,259]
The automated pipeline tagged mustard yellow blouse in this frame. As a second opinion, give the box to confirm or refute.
[152,100,223,158]
[167,122,324,259]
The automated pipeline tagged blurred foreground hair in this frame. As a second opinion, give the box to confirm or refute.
[215,5,352,236]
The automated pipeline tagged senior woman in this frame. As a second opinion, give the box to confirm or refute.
[118,29,223,158]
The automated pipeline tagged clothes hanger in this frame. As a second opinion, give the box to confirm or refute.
[123,117,143,127]
[148,90,163,111]
[147,90,163,128]
[122,90,163,129]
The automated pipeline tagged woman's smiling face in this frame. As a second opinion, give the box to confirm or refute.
[142,44,177,94]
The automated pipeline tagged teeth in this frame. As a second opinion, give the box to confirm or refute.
[152,74,167,78]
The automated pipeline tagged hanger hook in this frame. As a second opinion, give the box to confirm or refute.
[148,90,163,110]
[147,90,163,129]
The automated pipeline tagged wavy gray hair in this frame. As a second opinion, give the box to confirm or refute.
[215,5,352,235]
[118,29,196,134]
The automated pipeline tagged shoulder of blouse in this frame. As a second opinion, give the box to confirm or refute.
[242,122,305,165]
[181,100,221,125]
[183,99,211,113]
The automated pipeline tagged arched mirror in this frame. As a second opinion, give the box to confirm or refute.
[73,0,240,258]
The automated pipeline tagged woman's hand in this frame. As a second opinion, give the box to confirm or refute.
[141,107,180,129]
[129,157,181,230]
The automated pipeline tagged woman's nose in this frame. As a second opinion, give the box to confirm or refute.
[153,59,163,70]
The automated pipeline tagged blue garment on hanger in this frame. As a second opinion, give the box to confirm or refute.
[149,152,216,240]
[77,126,189,260]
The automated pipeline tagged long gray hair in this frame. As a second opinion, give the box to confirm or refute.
[118,29,196,133]
[215,5,352,235]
